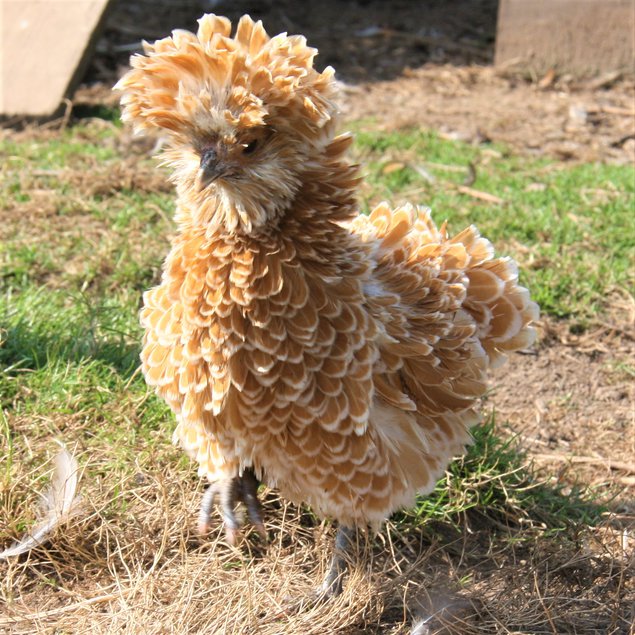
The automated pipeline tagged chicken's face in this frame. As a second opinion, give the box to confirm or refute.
[195,128,273,192]
[169,118,309,227]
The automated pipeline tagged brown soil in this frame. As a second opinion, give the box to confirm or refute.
[492,319,635,503]
[342,65,635,164]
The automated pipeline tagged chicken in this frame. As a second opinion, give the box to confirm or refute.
[115,14,538,593]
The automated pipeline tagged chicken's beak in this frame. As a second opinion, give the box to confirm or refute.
[196,146,228,191]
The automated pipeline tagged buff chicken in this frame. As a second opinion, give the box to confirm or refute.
[115,14,538,594]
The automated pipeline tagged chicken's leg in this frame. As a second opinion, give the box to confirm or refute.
[197,468,265,544]
[318,525,356,597]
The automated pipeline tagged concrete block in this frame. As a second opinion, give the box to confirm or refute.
[1,0,113,116]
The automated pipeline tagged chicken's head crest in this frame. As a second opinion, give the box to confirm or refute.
[114,14,338,143]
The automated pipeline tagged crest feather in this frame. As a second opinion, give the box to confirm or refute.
[114,14,338,140]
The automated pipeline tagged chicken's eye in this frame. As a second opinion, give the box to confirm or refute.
[241,139,258,155]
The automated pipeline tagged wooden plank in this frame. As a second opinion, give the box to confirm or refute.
[1,0,113,117]
[495,0,635,78]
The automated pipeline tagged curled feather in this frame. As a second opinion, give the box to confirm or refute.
[0,446,82,559]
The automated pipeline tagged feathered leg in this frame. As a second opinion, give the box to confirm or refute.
[197,468,265,544]
[318,525,356,596]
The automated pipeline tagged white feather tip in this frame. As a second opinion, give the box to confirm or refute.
[0,446,82,560]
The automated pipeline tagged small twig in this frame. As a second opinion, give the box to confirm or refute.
[30,169,67,177]
[463,162,477,187]
[533,571,558,635]
[122,364,143,390]
[590,321,635,340]
[422,161,469,174]
[587,105,635,117]
[532,454,635,474]
[611,133,635,149]
[409,163,436,183]
[585,70,623,90]
[60,99,73,131]
[456,185,504,205]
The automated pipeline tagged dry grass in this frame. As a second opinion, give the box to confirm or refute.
[1,422,633,634]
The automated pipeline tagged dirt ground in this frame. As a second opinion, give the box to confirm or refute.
[491,319,635,501]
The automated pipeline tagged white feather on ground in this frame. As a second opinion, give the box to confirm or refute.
[0,446,82,559]
[409,586,478,635]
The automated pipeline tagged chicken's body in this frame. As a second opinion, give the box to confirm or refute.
[116,14,537,552]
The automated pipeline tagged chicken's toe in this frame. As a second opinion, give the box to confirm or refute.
[197,482,219,535]
[197,469,265,543]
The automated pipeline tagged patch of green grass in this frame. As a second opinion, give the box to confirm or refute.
[0,283,172,485]
[2,130,118,171]
[0,287,140,373]
[0,283,173,455]
[0,125,171,295]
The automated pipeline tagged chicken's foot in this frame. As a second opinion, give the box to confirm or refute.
[271,525,357,618]
[197,468,265,544]
[318,525,356,597]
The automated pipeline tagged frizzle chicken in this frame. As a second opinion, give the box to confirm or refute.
[115,14,538,594]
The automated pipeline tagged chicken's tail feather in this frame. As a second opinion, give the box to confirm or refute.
[361,202,539,370]
[451,225,539,368]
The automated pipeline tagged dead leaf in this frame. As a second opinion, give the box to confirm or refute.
[382,161,406,174]
[538,68,556,89]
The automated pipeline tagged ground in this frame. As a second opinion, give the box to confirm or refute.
[1,1,633,633]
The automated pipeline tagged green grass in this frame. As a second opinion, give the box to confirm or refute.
[1,118,630,541]
[2,137,117,177]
